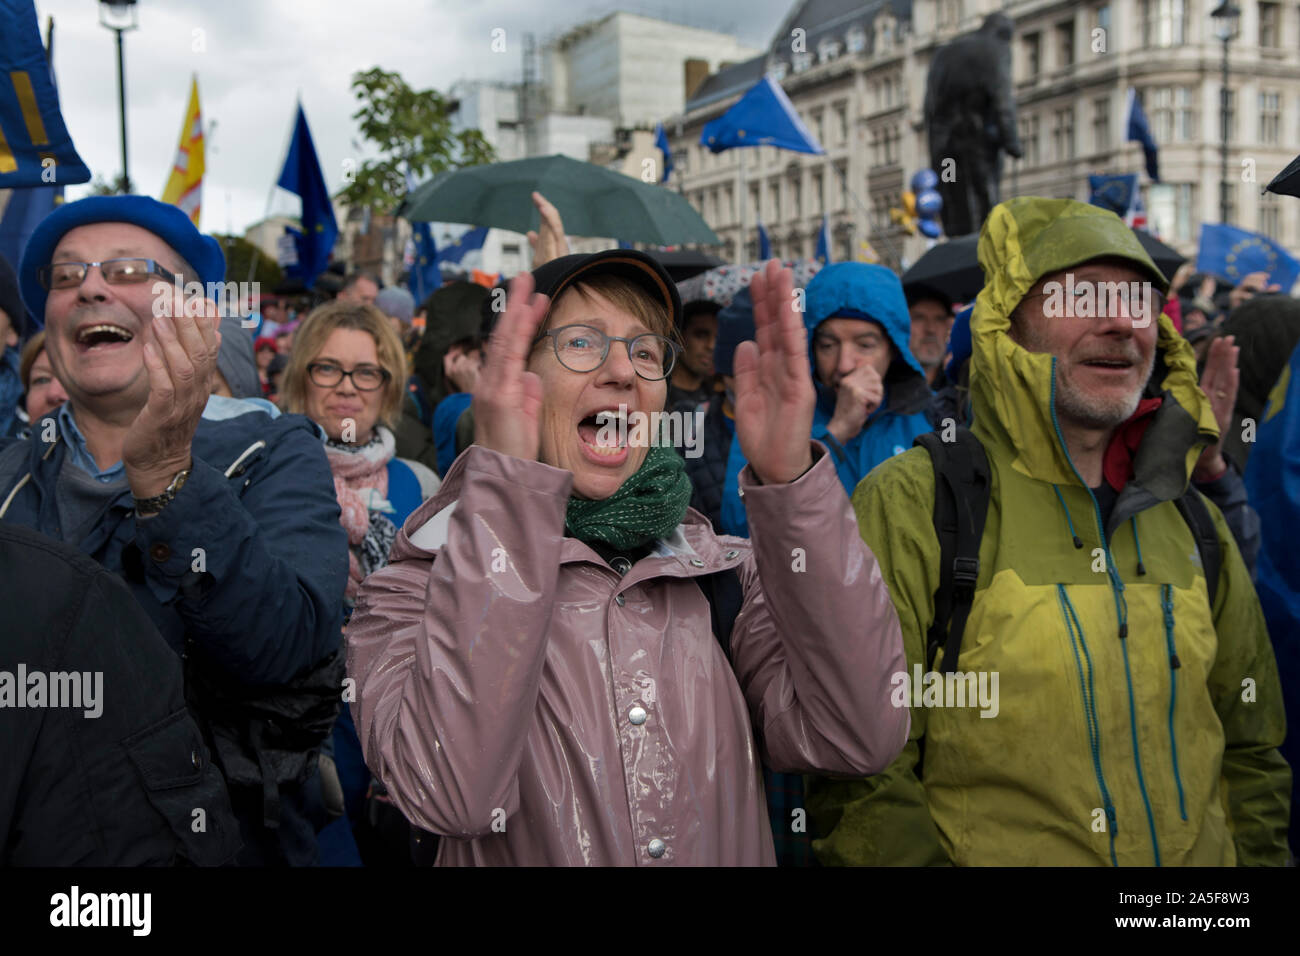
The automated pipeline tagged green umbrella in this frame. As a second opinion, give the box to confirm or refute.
[399,154,722,246]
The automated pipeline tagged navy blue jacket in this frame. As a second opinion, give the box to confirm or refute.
[0,407,347,684]
[0,403,348,865]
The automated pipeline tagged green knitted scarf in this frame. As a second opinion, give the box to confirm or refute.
[565,443,692,550]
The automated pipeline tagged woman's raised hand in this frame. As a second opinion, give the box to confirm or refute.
[732,260,816,485]
[473,273,549,462]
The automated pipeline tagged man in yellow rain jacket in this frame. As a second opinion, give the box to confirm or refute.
[808,197,1290,865]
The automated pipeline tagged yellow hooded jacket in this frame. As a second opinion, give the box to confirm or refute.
[808,198,1290,866]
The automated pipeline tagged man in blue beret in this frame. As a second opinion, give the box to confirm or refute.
[0,196,349,866]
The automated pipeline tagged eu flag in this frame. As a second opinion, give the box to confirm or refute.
[654,123,674,183]
[1197,222,1300,292]
[815,215,831,265]
[0,0,90,188]
[1088,174,1138,218]
[757,222,771,260]
[701,75,824,155]
[276,103,337,287]
[407,220,439,303]
[1125,88,1160,182]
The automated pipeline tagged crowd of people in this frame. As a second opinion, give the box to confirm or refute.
[0,186,1296,868]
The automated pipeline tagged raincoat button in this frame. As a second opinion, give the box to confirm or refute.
[628,705,648,725]
[648,838,666,858]
[615,594,626,607]
[611,556,632,576]
[725,550,739,560]
[149,542,172,563]
[689,558,705,568]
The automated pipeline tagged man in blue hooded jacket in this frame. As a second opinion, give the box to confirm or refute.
[722,263,932,535]
[0,196,348,866]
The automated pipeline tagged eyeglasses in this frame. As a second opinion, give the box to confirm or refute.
[534,324,681,381]
[39,258,175,291]
[307,362,391,391]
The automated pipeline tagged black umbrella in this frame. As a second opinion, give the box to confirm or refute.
[901,234,983,304]
[1265,154,1300,199]
[644,249,725,283]
[1132,229,1185,284]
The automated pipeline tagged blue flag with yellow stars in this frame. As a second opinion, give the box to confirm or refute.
[276,102,337,287]
[1196,222,1300,293]
[0,0,90,188]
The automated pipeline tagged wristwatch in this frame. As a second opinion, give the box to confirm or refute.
[134,468,191,517]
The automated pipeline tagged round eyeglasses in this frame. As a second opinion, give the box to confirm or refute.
[534,324,681,381]
[307,362,391,391]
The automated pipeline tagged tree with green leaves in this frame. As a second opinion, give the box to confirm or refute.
[337,68,495,215]
[214,235,283,287]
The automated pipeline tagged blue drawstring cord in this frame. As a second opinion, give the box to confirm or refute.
[1053,485,1084,548]
[1132,516,1146,576]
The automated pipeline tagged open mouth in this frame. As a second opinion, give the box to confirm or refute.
[76,324,134,350]
[1081,358,1133,370]
[577,408,628,458]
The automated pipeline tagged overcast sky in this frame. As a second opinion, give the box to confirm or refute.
[33,0,791,235]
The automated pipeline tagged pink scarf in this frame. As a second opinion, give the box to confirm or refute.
[323,427,395,600]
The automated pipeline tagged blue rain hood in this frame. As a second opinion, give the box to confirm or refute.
[804,263,925,377]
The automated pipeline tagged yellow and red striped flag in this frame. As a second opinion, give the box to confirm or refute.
[160,76,204,225]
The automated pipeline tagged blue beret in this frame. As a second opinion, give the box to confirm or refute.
[19,195,226,331]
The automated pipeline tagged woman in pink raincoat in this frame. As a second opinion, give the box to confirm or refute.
[346,251,908,865]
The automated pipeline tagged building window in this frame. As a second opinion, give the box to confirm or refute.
[1145,87,1174,144]
[771,61,788,81]
[870,128,881,167]
[793,52,812,73]
[1094,3,1111,34]
[769,182,781,221]
[834,161,848,210]
[1093,97,1110,151]
[1024,32,1041,77]
[1259,2,1279,47]
[1175,87,1196,141]
[1052,107,1076,161]
[937,0,962,29]
[813,171,824,213]
[1260,192,1281,239]
[1260,91,1281,144]
[812,110,825,147]
[724,185,734,224]
[1223,88,1236,143]
[1140,0,1186,49]
[1019,114,1041,166]
[1057,20,1075,68]
[791,178,802,219]
[818,39,841,63]
[846,28,866,54]
[834,103,848,144]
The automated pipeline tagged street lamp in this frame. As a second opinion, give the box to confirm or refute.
[98,0,138,194]
[1210,2,1240,223]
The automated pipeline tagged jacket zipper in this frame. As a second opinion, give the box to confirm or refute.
[1056,584,1119,866]
[1049,360,1162,866]
[1162,583,1188,820]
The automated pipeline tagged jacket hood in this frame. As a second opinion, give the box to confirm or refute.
[804,262,929,416]
[969,197,1217,491]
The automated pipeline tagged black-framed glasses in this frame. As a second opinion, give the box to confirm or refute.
[307,361,391,391]
[39,258,175,291]
[534,324,681,381]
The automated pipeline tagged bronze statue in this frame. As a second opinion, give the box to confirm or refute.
[923,13,1023,236]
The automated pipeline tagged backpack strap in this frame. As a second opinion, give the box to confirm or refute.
[915,428,991,674]
[1174,489,1222,609]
